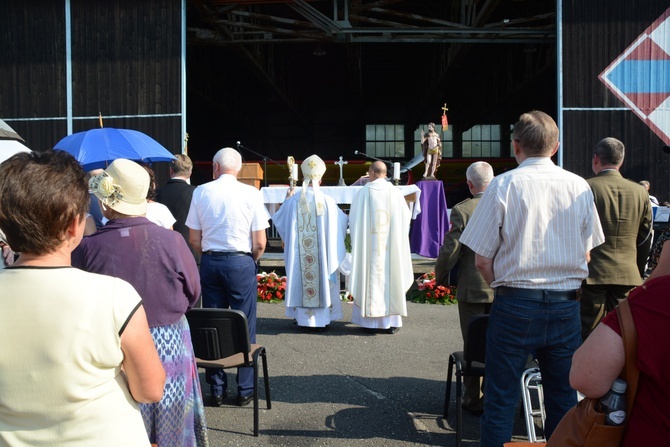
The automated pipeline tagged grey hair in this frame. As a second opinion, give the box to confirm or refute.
[213,147,242,174]
[594,137,625,166]
[466,161,494,189]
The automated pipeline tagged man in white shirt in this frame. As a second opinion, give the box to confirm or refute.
[460,110,605,446]
[186,147,270,407]
[348,161,413,334]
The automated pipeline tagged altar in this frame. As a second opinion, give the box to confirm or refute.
[261,184,422,219]
[409,180,450,258]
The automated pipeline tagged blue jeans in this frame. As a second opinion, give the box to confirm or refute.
[480,294,580,447]
[200,253,258,397]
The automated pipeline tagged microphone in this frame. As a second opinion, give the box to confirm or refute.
[236,141,242,150]
[354,150,359,155]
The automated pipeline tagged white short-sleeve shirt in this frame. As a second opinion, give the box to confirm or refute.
[146,201,177,229]
[186,174,270,253]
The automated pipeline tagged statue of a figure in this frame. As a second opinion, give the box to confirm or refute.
[420,123,442,179]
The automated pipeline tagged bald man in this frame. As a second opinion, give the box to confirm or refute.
[348,161,413,333]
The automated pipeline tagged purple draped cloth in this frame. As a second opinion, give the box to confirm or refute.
[409,180,449,258]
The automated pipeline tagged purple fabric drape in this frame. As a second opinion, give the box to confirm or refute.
[409,180,449,258]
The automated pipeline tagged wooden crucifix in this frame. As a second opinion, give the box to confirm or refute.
[441,103,449,130]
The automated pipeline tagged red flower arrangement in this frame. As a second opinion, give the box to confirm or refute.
[256,271,287,303]
[406,271,457,305]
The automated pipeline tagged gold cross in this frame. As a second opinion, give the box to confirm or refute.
[442,103,449,114]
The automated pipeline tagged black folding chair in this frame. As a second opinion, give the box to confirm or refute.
[186,308,271,437]
[444,314,489,447]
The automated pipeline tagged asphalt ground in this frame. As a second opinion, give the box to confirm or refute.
[199,294,540,446]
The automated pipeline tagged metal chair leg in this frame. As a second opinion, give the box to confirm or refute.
[253,362,259,437]
[444,355,455,419]
[261,349,271,409]
[456,370,463,447]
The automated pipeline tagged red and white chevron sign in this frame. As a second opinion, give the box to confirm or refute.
[599,8,670,145]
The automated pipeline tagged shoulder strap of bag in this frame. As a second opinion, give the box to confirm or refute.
[616,299,639,417]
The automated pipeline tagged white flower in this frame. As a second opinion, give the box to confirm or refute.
[97,175,116,197]
[89,172,122,206]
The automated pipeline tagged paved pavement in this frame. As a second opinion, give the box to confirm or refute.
[200,299,537,446]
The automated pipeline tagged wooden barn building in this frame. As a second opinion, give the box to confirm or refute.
[1,0,668,205]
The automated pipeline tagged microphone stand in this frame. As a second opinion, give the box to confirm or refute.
[354,150,393,165]
[237,142,283,188]
[354,150,401,185]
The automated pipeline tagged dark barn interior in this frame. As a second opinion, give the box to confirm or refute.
[185,0,557,192]
[1,0,559,203]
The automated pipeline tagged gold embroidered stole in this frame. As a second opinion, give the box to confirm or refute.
[297,194,320,307]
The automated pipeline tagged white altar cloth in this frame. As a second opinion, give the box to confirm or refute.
[262,185,422,219]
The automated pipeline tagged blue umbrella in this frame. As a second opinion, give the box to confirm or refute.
[54,127,176,171]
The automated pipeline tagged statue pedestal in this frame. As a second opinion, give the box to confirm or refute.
[409,180,449,258]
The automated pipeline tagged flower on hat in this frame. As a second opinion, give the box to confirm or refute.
[97,175,116,197]
[89,172,123,207]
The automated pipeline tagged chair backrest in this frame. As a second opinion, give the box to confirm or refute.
[463,314,489,367]
[185,308,252,362]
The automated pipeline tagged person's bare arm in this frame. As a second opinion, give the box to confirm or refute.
[251,229,266,262]
[475,254,495,286]
[120,306,166,403]
[84,215,97,236]
[647,241,670,282]
[570,323,625,398]
[189,229,203,255]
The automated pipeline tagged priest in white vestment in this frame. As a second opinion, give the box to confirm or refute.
[349,161,413,333]
[272,155,348,328]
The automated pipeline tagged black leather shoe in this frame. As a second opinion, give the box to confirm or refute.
[387,327,400,334]
[462,404,484,417]
[237,393,254,407]
[210,393,227,407]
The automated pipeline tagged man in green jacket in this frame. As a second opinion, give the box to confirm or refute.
[435,161,494,414]
[581,137,653,340]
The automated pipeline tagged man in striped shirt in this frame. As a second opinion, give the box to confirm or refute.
[460,110,605,446]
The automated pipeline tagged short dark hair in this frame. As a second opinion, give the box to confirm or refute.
[0,151,89,254]
[594,137,625,166]
[172,153,193,177]
[512,110,559,156]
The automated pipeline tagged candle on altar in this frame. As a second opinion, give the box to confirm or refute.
[393,162,400,180]
[291,164,298,181]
